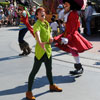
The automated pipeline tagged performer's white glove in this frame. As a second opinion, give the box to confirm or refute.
[61,37,68,44]
[23,11,27,17]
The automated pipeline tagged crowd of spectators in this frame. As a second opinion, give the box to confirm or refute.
[0,3,37,28]
[0,4,19,27]
[0,1,98,36]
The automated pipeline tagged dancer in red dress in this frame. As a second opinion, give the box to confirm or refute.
[54,0,93,75]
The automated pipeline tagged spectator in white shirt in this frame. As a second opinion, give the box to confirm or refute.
[50,17,59,37]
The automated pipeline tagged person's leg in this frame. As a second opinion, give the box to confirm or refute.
[44,54,53,85]
[73,55,80,64]
[18,28,28,43]
[28,57,42,91]
[26,56,42,100]
[18,28,31,56]
[44,54,62,92]
[70,49,83,75]
[86,16,91,35]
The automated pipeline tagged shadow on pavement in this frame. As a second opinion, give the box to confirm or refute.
[94,62,100,65]
[7,28,19,31]
[0,75,75,97]
[51,43,61,52]
[52,52,69,57]
[21,90,50,100]
[0,55,22,62]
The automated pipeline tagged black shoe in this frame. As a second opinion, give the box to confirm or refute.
[70,68,84,75]
[19,50,28,56]
[70,63,84,75]
[24,51,31,56]
[19,52,26,56]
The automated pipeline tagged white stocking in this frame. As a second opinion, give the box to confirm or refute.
[73,56,80,64]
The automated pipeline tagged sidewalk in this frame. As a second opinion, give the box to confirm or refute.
[0,27,100,100]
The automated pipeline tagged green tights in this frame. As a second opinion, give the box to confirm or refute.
[28,53,53,91]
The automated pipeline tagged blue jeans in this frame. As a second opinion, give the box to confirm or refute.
[86,16,92,35]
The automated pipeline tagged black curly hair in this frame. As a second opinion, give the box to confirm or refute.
[63,0,82,10]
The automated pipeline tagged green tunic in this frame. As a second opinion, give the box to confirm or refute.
[33,20,52,60]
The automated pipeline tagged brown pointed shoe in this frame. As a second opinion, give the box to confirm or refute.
[50,84,62,92]
[26,91,35,100]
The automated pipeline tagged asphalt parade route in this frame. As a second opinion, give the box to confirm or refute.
[0,27,100,100]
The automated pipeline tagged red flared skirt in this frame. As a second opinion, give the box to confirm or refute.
[54,32,93,53]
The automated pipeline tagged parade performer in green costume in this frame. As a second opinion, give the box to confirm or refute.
[26,7,62,100]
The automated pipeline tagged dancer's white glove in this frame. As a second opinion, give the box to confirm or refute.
[61,37,68,44]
